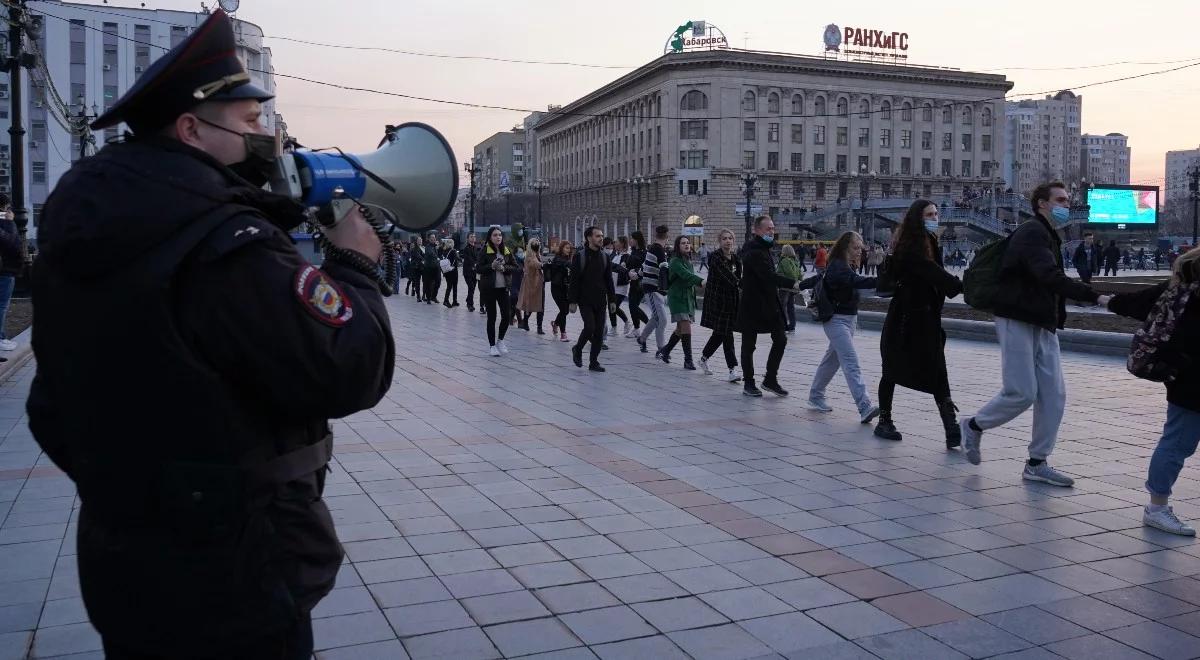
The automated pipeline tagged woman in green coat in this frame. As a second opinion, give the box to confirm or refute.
[660,236,705,370]
[777,245,802,332]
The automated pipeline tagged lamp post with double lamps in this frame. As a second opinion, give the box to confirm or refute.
[531,179,548,230]
[627,175,647,234]
[739,171,758,241]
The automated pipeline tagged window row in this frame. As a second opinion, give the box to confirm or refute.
[755,181,960,201]
[741,152,996,178]
[737,122,991,152]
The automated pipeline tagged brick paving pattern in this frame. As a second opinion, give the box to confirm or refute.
[0,295,1197,659]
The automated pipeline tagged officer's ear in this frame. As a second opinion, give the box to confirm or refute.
[167,112,205,149]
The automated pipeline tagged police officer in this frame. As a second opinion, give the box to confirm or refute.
[26,10,394,659]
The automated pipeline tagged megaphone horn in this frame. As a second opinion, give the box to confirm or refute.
[286,122,459,233]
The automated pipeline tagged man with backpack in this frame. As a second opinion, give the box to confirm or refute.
[960,181,1110,486]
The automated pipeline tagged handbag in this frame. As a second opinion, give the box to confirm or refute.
[438,258,453,273]
[875,255,897,298]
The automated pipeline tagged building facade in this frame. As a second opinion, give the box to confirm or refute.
[472,129,525,200]
[1080,133,1130,185]
[533,49,1012,243]
[2,1,278,236]
[1165,146,1200,228]
[1003,91,1082,198]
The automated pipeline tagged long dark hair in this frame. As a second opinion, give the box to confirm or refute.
[894,199,934,260]
[829,231,862,263]
[630,230,646,250]
[672,235,690,256]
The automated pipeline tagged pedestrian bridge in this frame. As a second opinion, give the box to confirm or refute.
[785,193,1087,239]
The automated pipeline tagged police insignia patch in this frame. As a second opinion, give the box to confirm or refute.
[294,266,354,327]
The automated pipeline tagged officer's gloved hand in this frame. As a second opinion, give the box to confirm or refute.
[323,205,382,262]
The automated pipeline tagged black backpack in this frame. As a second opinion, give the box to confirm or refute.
[963,237,1011,310]
[813,274,835,323]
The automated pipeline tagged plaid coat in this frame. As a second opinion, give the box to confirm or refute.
[701,250,741,334]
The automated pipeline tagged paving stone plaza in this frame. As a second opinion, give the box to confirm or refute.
[1,295,1198,659]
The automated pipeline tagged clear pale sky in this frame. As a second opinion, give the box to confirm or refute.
[103,0,1200,186]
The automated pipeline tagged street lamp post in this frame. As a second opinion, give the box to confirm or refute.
[531,179,548,230]
[463,161,481,234]
[739,172,758,241]
[504,190,512,225]
[72,96,99,160]
[626,175,647,234]
[1189,164,1200,247]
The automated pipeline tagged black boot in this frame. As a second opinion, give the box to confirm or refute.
[659,333,680,363]
[874,411,903,441]
[939,400,961,449]
[681,335,695,370]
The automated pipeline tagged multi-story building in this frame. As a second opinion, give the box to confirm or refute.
[1165,146,1200,228]
[1003,90,1082,197]
[1080,133,1130,185]
[472,128,525,200]
[533,48,1011,242]
[1166,146,1200,203]
[2,1,278,236]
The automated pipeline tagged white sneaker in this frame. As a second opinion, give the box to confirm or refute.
[489,345,500,357]
[496,340,509,355]
[961,418,982,465]
[623,323,634,337]
[0,339,15,351]
[858,405,880,424]
[1144,506,1196,536]
[607,326,617,337]
[728,368,742,383]
[806,398,833,413]
[698,356,713,375]
[624,327,638,338]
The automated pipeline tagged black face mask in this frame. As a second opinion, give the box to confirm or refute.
[196,116,278,187]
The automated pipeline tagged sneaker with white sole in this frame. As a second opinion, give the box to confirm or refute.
[728,368,742,383]
[1143,506,1196,536]
[698,356,713,375]
[0,339,15,351]
[806,398,833,412]
[623,323,634,337]
[489,345,500,357]
[858,405,880,424]
[961,419,982,465]
[624,327,638,338]
[496,340,509,355]
[1022,463,1075,487]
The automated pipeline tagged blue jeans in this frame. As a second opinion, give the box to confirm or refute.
[1146,403,1200,498]
[0,275,14,340]
[810,314,872,413]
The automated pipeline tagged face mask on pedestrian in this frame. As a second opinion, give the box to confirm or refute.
[1051,206,1070,222]
[603,248,613,256]
[195,116,277,187]
[762,234,774,245]
[924,219,939,233]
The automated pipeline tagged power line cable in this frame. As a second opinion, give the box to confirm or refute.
[20,4,1200,125]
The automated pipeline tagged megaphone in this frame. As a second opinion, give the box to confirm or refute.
[272,122,459,233]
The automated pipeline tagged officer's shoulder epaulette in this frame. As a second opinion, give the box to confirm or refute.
[192,211,284,263]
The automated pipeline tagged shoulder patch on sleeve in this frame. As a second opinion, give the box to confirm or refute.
[195,214,280,262]
[294,266,354,327]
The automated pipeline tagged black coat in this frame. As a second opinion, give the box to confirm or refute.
[736,236,797,334]
[880,237,963,394]
[994,214,1099,332]
[569,246,615,306]
[816,258,877,316]
[1109,281,1200,413]
[1103,245,1121,269]
[1073,243,1102,273]
[701,250,741,334]
[27,137,394,654]
[461,242,481,279]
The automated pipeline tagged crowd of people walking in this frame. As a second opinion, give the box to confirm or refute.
[389,179,1199,537]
